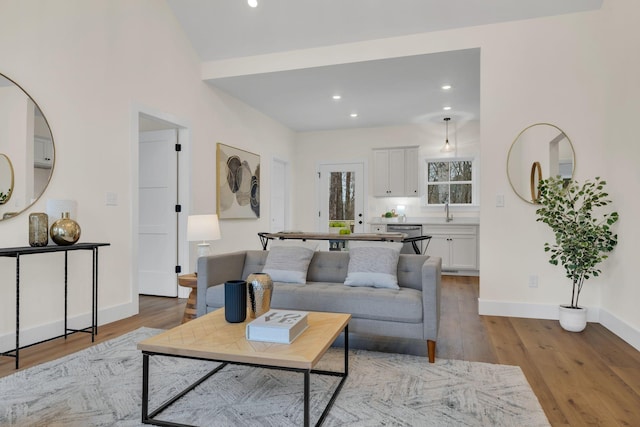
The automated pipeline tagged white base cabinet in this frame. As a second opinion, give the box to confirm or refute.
[423,224,478,275]
[370,224,386,233]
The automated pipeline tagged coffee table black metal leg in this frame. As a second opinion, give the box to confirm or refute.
[142,353,150,423]
[304,369,310,427]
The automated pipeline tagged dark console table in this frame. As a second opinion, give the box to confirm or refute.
[0,242,110,369]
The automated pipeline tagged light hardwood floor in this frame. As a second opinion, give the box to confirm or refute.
[1,276,639,426]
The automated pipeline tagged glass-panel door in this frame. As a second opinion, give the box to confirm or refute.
[318,162,365,234]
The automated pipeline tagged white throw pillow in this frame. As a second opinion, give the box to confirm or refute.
[262,241,318,284]
[344,241,403,289]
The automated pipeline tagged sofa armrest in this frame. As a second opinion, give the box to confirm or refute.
[196,251,247,317]
[421,256,442,342]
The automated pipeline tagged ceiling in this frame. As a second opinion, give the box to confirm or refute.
[167,0,602,132]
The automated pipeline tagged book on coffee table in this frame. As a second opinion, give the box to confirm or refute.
[246,309,309,344]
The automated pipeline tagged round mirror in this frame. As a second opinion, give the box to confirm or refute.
[0,153,14,205]
[0,73,55,220]
[507,123,575,204]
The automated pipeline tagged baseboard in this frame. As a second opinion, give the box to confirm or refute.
[599,308,640,352]
[478,299,640,352]
[0,301,137,353]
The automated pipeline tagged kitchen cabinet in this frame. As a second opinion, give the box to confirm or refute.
[372,147,419,197]
[404,147,419,196]
[423,224,478,274]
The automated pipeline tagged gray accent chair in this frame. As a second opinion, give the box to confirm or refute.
[196,250,442,362]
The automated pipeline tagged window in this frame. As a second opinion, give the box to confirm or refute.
[426,159,474,205]
[328,171,355,228]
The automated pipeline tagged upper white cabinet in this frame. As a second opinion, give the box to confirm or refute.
[373,147,419,197]
[404,147,419,196]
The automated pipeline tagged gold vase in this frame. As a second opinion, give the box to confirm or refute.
[29,212,49,247]
[246,272,273,318]
[50,212,81,246]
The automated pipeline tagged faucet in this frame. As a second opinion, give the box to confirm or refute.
[445,201,453,222]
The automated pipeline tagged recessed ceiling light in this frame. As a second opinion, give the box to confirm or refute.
[332,95,342,100]
[350,113,358,118]
[248,0,258,7]
[443,106,452,111]
[441,85,452,90]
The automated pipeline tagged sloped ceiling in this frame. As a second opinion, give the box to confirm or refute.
[167,0,602,131]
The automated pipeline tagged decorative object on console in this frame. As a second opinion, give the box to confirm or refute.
[536,176,619,332]
[28,212,48,247]
[216,143,260,219]
[50,212,81,246]
[344,241,403,289]
[246,272,273,319]
[224,280,247,323]
[261,241,318,284]
[187,214,221,258]
[46,199,78,244]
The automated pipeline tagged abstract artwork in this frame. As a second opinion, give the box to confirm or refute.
[217,143,260,219]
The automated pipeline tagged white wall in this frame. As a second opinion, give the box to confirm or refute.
[0,0,295,349]
[599,0,640,347]
[203,1,639,349]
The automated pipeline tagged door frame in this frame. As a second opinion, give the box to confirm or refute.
[130,105,192,309]
[316,159,368,233]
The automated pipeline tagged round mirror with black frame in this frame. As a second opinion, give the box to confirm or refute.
[0,72,55,220]
[507,123,575,204]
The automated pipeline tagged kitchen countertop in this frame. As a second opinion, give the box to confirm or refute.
[369,217,480,225]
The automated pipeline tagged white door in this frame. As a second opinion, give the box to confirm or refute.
[318,162,365,233]
[138,129,178,296]
[271,158,288,232]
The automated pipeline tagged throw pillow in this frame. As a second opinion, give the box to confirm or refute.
[344,241,403,289]
[262,241,318,284]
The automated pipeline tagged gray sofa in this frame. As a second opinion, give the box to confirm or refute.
[196,250,442,362]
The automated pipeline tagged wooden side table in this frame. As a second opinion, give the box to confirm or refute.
[177,273,198,323]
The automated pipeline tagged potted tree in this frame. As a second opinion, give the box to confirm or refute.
[536,176,619,332]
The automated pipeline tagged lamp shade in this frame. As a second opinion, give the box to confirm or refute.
[187,214,221,242]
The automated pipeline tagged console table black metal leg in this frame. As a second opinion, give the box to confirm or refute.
[93,247,99,340]
[64,250,68,339]
[15,254,20,369]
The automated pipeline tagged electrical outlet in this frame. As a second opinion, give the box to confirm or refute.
[529,275,538,288]
[496,194,505,207]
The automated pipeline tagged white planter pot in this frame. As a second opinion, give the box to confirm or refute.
[559,305,587,332]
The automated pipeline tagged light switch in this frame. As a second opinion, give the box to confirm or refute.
[496,194,505,207]
[106,192,118,206]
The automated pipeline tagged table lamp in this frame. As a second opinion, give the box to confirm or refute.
[187,214,221,258]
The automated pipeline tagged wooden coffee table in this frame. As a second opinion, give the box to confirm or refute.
[138,308,351,427]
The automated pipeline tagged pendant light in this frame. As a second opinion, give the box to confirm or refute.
[441,117,453,152]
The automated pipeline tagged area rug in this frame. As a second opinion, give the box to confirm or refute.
[0,328,549,426]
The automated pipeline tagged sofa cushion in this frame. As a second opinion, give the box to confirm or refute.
[261,241,318,284]
[344,241,402,289]
[271,282,423,323]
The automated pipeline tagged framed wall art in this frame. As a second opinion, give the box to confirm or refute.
[216,143,260,219]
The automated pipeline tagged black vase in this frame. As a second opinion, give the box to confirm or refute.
[224,280,247,323]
